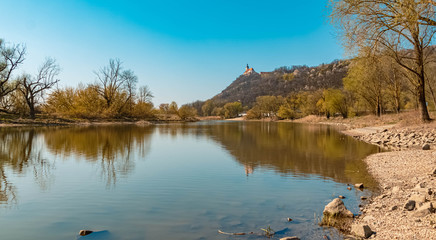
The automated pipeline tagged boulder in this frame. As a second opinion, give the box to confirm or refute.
[351,224,373,239]
[339,195,346,199]
[422,144,430,150]
[404,200,416,211]
[355,183,364,189]
[323,198,354,218]
[413,202,434,217]
[280,237,300,240]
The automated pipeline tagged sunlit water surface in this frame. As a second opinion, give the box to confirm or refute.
[0,121,380,240]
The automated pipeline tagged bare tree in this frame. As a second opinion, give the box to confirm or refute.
[94,59,126,108]
[330,0,436,121]
[0,40,26,107]
[18,58,60,118]
[121,69,138,112]
[138,85,153,103]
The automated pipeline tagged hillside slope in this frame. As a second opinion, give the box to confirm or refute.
[212,60,350,107]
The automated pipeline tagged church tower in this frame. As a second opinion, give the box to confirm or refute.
[243,64,255,75]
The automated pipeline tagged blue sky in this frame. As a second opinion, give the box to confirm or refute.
[2,0,343,105]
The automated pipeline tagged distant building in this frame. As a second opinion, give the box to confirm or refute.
[260,72,273,77]
[243,64,256,75]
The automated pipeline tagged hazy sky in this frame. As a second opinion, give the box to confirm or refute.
[2,0,343,105]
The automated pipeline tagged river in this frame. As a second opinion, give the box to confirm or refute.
[0,121,380,239]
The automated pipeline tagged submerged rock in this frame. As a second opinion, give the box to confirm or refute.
[79,230,93,236]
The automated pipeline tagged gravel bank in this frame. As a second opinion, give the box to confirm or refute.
[350,147,436,239]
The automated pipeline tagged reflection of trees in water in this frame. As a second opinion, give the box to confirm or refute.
[43,125,153,187]
[0,128,54,205]
[0,125,153,204]
[208,122,381,188]
[155,122,381,189]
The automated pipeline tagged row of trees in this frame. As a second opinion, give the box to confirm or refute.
[0,39,168,120]
[46,59,156,119]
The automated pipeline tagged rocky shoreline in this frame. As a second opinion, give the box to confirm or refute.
[342,125,436,239]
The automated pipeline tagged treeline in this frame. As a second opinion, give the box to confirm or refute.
[0,39,198,121]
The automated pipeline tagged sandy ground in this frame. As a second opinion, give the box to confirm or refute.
[352,150,436,239]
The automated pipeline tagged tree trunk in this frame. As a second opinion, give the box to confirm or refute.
[395,94,401,113]
[376,96,381,117]
[29,103,35,119]
[417,83,431,122]
[27,96,35,119]
[413,34,431,122]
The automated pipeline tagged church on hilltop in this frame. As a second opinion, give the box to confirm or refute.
[243,64,256,75]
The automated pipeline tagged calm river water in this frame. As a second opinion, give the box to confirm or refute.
[0,121,380,240]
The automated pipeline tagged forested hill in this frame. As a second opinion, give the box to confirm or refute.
[211,60,350,107]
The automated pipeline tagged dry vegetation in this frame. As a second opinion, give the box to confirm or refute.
[295,111,436,130]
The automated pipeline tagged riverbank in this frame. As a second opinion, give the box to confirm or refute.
[297,112,436,239]
[0,113,202,127]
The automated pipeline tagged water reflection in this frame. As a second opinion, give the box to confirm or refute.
[209,122,381,188]
[43,125,153,187]
[156,121,381,189]
[0,128,54,204]
[0,122,380,206]
[0,125,154,205]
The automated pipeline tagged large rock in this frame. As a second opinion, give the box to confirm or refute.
[323,198,354,218]
[351,224,373,239]
[413,202,434,217]
[280,237,300,240]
